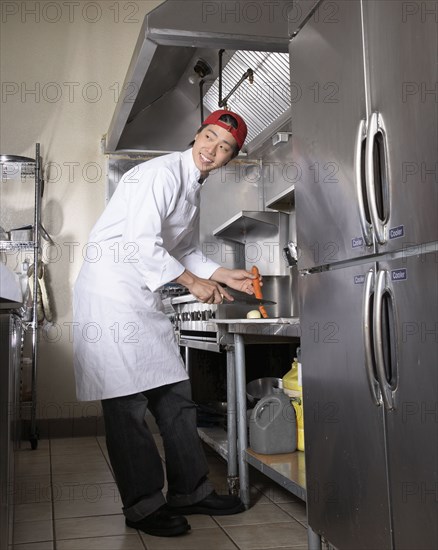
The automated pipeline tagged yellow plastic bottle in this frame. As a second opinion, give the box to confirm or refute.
[282,350,304,451]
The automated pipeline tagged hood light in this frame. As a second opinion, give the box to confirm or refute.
[188,58,213,84]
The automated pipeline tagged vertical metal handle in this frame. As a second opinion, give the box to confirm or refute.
[373,269,395,411]
[365,112,387,244]
[355,119,373,246]
[363,270,381,406]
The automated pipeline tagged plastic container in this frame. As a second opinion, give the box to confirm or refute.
[249,391,296,454]
[283,349,305,451]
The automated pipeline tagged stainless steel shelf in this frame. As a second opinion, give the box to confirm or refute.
[215,318,301,339]
[245,448,306,502]
[198,426,228,461]
[179,337,222,352]
[213,211,286,244]
[198,427,307,502]
[0,241,35,251]
[266,185,295,212]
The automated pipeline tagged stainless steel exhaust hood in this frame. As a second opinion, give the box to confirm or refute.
[104,0,294,153]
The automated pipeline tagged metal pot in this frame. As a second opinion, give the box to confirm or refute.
[246,377,283,405]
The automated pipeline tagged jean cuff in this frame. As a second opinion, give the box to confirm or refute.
[123,492,166,522]
[166,479,215,507]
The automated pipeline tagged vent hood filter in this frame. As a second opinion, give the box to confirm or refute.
[203,51,290,144]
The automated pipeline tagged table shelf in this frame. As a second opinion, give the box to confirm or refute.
[245,448,306,502]
[198,426,228,461]
[198,429,307,502]
[0,240,35,251]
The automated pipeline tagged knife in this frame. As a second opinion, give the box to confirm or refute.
[221,288,276,306]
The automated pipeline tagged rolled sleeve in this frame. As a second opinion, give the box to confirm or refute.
[179,248,221,279]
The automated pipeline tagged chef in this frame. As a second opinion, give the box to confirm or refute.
[73,110,257,537]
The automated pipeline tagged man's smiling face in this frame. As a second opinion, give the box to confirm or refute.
[192,125,237,176]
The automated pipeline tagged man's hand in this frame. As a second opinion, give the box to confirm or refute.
[175,270,233,304]
[211,267,262,296]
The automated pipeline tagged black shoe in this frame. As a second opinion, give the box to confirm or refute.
[125,505,190,537]
[168,491,245,516]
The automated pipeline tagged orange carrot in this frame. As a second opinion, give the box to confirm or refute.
[251,266,269,318]
[259,305,269,319]
[251,266,263,299]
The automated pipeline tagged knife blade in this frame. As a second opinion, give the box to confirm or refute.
[221,289,276,306]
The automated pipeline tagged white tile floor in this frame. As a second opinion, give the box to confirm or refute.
[12,436,308,549]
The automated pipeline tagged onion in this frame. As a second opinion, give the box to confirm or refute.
[246,309,261,319]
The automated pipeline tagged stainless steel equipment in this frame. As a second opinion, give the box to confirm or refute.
[213,211,290,276]
[0,146,44,451]
[166,275,296,351]
[290,1,438,549]
[105,0,294,153]
[0,312,22,550]
[0,263,24,550]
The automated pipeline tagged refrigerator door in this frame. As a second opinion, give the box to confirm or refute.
[376,253,438,549]
[300,263,392,549]
[290,0,374,271]
[363,0,438,251]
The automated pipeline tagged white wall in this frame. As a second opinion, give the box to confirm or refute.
[1,0,163,420]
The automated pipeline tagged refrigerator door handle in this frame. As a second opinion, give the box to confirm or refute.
[355,119,373,246]
[365,112,389,245]
[373,269,396,411]
[363,269,381,406]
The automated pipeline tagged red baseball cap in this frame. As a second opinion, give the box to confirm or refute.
[202,109,248,150]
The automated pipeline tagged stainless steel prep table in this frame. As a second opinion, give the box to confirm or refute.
[216,318,321,550]
[215,318,304,504]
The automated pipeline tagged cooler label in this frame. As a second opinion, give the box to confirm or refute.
[352,237,364,248]
[389,225,405,240]
[354,275,366,284]
[391,268,407,282]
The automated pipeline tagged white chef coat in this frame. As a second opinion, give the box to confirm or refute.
[73,149,221,401]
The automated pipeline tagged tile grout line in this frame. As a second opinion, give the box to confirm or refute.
[211,515,241,550]
[211,481,308,550]
[96,434,116,481]
[44,436,306,549]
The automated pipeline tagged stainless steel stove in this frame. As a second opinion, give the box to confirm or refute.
[163,276,297,351]
[163,294,245,350]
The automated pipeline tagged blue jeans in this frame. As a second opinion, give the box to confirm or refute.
[101,380,213,521]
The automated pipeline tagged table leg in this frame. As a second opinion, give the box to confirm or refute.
[234,333,250,508]
[184,347,191,377]
[226,347,238,495]
[307,526,322,549]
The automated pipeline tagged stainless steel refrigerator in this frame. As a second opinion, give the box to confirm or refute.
[289,1,437,549]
